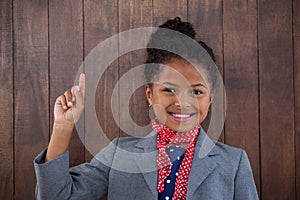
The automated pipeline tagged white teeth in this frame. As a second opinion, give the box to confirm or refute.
[172,113,191,118]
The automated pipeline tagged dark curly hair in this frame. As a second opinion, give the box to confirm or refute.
[145,17,218,93]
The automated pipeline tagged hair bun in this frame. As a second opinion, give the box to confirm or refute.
[158,16,195,39]
[174,17,181,23]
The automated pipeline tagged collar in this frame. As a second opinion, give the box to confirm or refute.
[135,128,220,157]
[133,128,220,198]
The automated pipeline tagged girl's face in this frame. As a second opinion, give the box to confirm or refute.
[145,58,212,132]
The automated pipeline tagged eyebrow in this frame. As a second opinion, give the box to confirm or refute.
[191,83,207,88]
[162,81,207,88]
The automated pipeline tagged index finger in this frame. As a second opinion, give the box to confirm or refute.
[79,73,85,95]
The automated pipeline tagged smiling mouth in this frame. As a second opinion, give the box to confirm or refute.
[168,112,196,122]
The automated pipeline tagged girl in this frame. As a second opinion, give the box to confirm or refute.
[34,17,258,200]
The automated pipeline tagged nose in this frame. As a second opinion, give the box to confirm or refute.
[174,101,191,108]
[175,92,192,108]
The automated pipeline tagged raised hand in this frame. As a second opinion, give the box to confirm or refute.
[46,73,85,162]
[53,73,85,126]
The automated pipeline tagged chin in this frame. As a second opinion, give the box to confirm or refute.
[167,121,199,133]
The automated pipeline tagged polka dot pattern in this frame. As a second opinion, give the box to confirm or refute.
[152,119,200,200]
[159,146,185,200]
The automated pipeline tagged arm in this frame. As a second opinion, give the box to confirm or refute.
[234,150,259,200]
[34,138,118,200]
[33,73,112,199]
[46,73,85,162]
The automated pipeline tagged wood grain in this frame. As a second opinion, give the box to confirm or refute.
[153,0,187,25]
[49,0,84,167]
[294,0,300,198]
[258,0,295,199]
[118,0,153,137]
[84,2,119,200]
[0,1,299,199]
[13,0,49,199]
[223,0,260,195]
[83,0,119,164]
[188,0,225,143]
[0,0,13,199]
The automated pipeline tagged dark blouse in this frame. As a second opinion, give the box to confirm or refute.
[158,145,186,200]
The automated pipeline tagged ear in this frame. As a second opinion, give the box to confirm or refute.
[145,85,153,105]
[209,94,214,104]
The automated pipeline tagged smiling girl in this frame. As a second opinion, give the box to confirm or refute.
[145,58,211,134]
[34,17,258,200]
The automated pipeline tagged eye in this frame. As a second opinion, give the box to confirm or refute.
[163,88,176,93]
[192,89,203,95]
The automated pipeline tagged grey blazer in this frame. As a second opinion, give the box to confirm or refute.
[34,129,259,200]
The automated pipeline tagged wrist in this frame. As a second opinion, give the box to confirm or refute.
[46,122,74,162]
[52,122,74,138]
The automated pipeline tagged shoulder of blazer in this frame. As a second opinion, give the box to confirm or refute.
[208,141,246,173]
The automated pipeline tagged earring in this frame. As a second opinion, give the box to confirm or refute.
[148,103,155,119]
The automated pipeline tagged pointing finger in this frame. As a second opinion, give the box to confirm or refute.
[79,73,85,96]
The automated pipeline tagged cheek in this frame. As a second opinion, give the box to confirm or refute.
[152,104,168,124]
[197,98,211,114]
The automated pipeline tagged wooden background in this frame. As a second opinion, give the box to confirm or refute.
[0,0,299,199]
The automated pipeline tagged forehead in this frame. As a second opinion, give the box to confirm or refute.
[156,59,208,85]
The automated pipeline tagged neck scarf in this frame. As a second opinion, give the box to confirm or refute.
[152,119,200,200]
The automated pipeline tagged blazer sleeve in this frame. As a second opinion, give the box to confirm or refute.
[234,150,259,200]
[33,139,118,200]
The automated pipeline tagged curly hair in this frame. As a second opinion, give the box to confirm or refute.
[145,17,218,92]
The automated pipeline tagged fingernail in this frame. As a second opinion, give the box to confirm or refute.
[63,105,68,110]
[72,96,76,102]
[67,102,73,107]
[76,86,80,91]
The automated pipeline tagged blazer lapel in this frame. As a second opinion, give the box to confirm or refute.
[134,130,158,199]
[132,129,219,198]
[187,129,219,197]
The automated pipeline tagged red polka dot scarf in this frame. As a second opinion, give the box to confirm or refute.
[152,118,200,200]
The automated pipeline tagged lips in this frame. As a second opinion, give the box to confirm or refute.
[168,112,196,122]
[171,113,192,118]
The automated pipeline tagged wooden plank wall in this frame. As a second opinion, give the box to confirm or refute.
[49,0,85,167]
[223,0,260,194]
[13,1,49,200]
[295,0,300,197]
[0,0,299,199]
[259,0,295,199]
[0,1,13,200]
